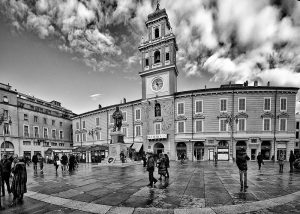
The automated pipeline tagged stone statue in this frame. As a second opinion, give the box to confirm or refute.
[112,106,123,132]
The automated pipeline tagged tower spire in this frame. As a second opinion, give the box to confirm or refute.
[156,0,160,11]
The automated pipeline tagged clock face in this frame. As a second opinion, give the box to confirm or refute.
[152,77,164,91]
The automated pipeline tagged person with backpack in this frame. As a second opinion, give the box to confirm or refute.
[236,148,250,191]
[146,152,157,188]
[157,153,167,182]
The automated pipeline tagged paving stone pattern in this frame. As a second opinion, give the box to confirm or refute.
[0,161,299,213]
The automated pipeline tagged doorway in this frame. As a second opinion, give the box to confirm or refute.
[261,141,271,160]
[154,142,164,155]
[176,142,187,160]
[194,142,204,161]
[208,149,214,160]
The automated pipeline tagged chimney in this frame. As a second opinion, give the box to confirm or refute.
[98,104,102,109]
[267,81,270,86]
[254,80,258,87]
[123,98,126,103]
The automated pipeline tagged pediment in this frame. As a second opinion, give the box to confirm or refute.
[260,112,274,118]
[175,115,187,121]
[134,121,143,125]
[277,112,289,118]
[235,112,248,119]
[193,114,205,119]
[153,117,163,122]
[217,112,230,119]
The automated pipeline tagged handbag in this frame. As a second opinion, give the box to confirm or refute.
[56,160,61,165]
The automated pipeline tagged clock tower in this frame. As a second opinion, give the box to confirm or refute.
[138,3,178,99]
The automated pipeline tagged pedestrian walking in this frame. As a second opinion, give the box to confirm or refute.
[180,153,185,165]
[146,152,157,188]
[164,154,170,178]
[61,153,68,172]
[1,154,12,196]
[214,152,218,166]
[68,153,76,172]
[31,154,38,173]
[278,152,285,173]
[53,154,60,173]
[157,153,167,181]
[236,148,250,191]
[257,152,264,170]
[10,155,27,207]
[38,154,44,173]
[289,150,295,173]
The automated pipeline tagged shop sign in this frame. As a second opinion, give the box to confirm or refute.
[147,134,167,140]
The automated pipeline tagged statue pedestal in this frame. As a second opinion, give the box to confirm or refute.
[108,131,127,163]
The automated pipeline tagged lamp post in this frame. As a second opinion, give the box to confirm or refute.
[0,110,12,156]
[225,113,238,161]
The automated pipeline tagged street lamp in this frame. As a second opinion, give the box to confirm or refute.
[225,113,238,161]
[0,110,12,155]
[88,127,101,146]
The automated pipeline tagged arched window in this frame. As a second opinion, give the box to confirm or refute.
[155,102,161,117]
[155,27,159,38]
[154,50,160,64]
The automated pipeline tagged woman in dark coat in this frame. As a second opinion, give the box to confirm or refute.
[157,153,167,181]
[10,156,27,206]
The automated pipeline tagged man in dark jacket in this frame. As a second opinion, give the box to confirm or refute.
[1,154,12,196]
[32,154,38,173]
[257,152,264,170]
[236,148,250,191]
[146,152,157,188]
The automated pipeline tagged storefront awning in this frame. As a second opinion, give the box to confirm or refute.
[131,143,143,152]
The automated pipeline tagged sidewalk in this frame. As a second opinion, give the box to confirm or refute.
[1,161,299,213]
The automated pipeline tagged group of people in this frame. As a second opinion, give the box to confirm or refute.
[0,154,27,210]
[53,153,78,173]
[146,152,170,188]
[237,149,298,192]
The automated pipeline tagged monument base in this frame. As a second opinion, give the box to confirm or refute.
[108,131,127,163]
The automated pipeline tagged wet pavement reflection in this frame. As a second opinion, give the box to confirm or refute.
[1,160,300,213]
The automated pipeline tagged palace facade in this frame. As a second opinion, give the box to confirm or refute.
[72,6,299,162]
[0,83,75,160]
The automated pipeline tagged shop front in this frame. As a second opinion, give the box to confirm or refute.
[217,140,229,160]
[1,141,14,156]
[261,141,271,160]
[277,142,287,160]
[176,142,187,160]
[90,145,108,163]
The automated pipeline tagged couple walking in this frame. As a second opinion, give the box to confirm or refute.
[0,155,27,210]
[146,152,169,187]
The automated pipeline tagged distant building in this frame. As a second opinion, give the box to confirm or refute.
[0,83,75,160]
[72,6,299,162]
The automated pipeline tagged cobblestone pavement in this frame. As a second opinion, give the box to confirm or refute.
[0,161,300,213]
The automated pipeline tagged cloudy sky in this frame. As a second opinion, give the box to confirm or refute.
[0,0,300,114]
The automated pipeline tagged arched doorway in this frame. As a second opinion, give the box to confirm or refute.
[1,141,14,156]
[236,141,247,154]
[176,142,187,160]
[261,141,271,160]
[154,142,164,155]
[194,142,204,161]
[217,141,229,160]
